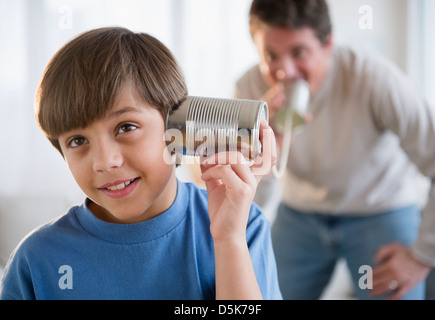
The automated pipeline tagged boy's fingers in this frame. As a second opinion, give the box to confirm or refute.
[199,120,277,185]
[201,163,244,194]
[259,119,277,160]
[201,151,256,187]
[252,122,277,176]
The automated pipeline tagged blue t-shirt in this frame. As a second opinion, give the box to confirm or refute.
[0,180,282,300]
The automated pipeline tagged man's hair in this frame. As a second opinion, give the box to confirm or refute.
[249,0,332,44]
[35,27,188,154]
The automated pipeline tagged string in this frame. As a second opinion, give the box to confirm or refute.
[272,113,293,179]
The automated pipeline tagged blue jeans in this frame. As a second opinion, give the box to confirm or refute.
[271,203,425,300]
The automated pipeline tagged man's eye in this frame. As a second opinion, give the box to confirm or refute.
[266,51,277,62]
[68,137,87,148]
[117,123,138,134]
[292,47,306,59]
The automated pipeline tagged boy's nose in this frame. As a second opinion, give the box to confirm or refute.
[92,142,123,172]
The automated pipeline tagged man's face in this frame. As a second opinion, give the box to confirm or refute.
[253,26,333,94]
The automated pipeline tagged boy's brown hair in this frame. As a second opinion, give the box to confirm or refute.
[35,27,188,154]
[249,0,332,45]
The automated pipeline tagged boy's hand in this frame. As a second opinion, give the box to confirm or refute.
[199,120,275,300]
[199,120,276,243]
[200,151,255,243]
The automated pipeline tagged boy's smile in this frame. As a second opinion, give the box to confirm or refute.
[98,177,140,198]
[58,84,177,224]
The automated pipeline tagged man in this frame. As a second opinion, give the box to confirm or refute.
[234,0,435,299]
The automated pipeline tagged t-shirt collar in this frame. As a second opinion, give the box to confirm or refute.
[74,179,188,244]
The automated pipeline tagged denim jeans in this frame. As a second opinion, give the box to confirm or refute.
[271,203,425,300]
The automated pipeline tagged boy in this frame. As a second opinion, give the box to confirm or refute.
[0,27,281,300]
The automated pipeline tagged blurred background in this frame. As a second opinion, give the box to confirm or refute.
[0,0,434,297]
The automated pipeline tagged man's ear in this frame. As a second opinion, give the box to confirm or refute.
[322,32,333,53]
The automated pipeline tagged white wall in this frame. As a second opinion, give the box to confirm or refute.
[328,0,408,71]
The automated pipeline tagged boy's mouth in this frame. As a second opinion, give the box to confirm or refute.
[99,178,139,191]
[105,178,136,191]
[98,177,140,200]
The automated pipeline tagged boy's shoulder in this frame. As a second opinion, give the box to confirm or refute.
[6,205,81,261]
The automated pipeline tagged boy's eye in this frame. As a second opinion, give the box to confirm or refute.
[68,136,87,148]
[117,123,138,134]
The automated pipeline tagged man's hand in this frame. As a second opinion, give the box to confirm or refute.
[371,243,430,300]
[261,83,286,121]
